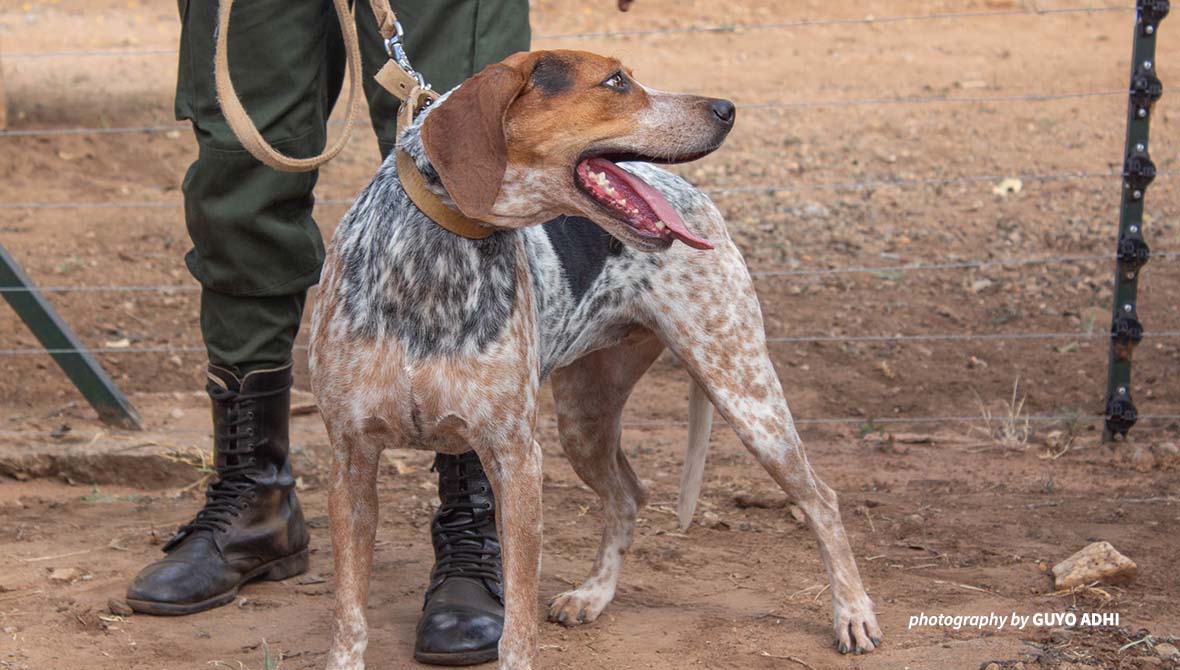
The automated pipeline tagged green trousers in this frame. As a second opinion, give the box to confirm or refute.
[177,0,530,376]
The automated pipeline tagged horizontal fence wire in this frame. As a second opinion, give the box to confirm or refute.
[5,169,1178,212]
[4,415,1177,440]
[0,6,1136,60]
[0,90,1129,138]
[751,251,1180,278]
[610,413,1180,428]
[2,331,1179,356]
[766,331,1180,344]
[2,251,1180,294]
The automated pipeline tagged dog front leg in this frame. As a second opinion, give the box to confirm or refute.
[477,437,543,670]
[326,430,382,670]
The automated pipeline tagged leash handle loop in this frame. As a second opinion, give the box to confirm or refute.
[215,0,426,173]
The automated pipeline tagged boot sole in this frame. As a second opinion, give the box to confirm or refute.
[126,547,309,616]
[413,647,499,667]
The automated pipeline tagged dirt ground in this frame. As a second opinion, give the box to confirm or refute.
[2,0,1179,668]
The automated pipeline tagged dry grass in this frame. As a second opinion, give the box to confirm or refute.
[209,640,282,670]
[972,378,1032,448]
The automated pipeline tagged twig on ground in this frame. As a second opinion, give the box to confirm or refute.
[759,651,818,670]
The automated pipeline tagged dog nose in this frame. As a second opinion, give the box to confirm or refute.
[710,99,736,125]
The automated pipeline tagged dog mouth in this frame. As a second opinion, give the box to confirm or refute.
[574,156,714,250]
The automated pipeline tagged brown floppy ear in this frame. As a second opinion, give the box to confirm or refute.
[420,62,531,220]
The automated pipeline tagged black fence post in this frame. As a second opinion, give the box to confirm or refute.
[1104,0,1169,440]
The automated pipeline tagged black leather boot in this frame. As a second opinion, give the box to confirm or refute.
[126,364,309,615]
[414,452,504,666]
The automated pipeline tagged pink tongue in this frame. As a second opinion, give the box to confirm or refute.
[587,158,714,250]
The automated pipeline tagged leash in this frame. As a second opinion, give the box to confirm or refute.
[215,0,493,239]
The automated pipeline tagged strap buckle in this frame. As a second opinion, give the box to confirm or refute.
[384,18,430,91]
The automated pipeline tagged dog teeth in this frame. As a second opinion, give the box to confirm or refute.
[655,220,666,230]
[587,170,610,187]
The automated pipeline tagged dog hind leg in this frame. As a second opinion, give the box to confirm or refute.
[547,332,664,627]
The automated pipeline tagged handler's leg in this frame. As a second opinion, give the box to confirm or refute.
[351,1,532,664]
[125,0,345,614]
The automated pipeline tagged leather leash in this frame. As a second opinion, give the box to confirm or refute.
[214,0,492,240]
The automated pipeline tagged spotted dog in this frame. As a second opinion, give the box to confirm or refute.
[310,49,882,670]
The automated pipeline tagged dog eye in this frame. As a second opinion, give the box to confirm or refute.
[601,72,629,91]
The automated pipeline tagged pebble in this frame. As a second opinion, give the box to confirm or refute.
[1151,442,1179,470]
[1052,541,1137,589]
[1118,443,1155,472]
[107,598,133,617]
[47,567,84,584]
[1155,643,1179,660]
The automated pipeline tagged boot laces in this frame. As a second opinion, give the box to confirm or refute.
[176,395,266,536]
[427,456,501,600]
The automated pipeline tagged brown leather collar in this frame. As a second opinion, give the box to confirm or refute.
[392,86,494,241]
[395,150,493,240]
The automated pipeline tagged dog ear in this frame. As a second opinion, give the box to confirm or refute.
[420,61,531,220]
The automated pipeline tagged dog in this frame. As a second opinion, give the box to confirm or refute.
[310,49,882,669]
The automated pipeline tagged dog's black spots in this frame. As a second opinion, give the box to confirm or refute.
[542,216,614,302]
[335,152,518,358]
[532,55,574,96]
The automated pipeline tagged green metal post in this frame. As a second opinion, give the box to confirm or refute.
[0,243,142,430]
[1104,1,1168,440]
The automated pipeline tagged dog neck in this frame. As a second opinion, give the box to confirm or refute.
[332,121,521,359]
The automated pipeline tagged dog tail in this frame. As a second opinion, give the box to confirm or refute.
[677,379,715,531]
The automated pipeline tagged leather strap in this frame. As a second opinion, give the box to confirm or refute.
[216,0,492,238]
[215,0,363,172]
[394,98,493,240]
[214,0,424,173]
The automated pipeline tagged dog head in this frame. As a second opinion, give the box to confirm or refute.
[417,49,735,251]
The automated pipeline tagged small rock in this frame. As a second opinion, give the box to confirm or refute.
[169,407,185,419]
[107,598,133,617]
[47,567,84,584]
[1117,443,1155,472]
[968,355,989,370]
[1051,541,1137,590]
[985,663,1001,670]
[993,177,1023,196]
[1155,643,1180,660]
[787,505,806,524]
[733,492,786,510]
[701,511,729,531]
[1151,442,1179,470]
[799,203,830,219]
[893,434,933,444]
[1042,430,1068,450]
[1048,627,1072,643]
[898,513,925,537]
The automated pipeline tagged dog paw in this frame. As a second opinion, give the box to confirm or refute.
[833,597,883,655]
[547,586,610,627]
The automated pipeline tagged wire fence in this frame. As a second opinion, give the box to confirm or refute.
[1,3,1174,433]
[2,330,1178,357]
[2,251,1179,294]
[0,89,1134,139]
[3,168,1177,211]
[0,5,1136,60]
